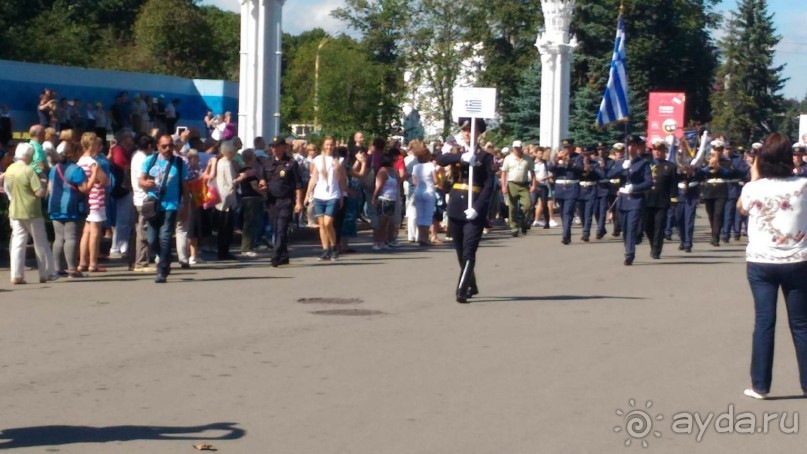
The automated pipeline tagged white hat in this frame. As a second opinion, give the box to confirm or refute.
[502,147,511,154]
[512,140,523,148]
[612,142,625,150]
[650,137,664,146]
[710,139,725,148]
[752,142,763,150]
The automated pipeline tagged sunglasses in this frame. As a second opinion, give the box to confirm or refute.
[159,143,172,148]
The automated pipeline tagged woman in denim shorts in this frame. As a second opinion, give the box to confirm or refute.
[371,153,398,251]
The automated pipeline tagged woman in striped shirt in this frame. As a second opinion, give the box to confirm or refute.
[77,132,109,272]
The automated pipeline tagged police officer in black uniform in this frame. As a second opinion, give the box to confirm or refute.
[435,118,495,304]
[643,140,677,259]
[259,137,304,267]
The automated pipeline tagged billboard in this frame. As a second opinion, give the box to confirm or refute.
[647,92,686,146]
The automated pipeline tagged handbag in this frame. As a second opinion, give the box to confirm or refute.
[141,155,175,221]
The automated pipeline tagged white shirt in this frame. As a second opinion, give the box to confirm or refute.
[131,150,149,207]
[312,155,342,201]
[534,159,549,183]
[740,177,807,264]
[412,162,436,194]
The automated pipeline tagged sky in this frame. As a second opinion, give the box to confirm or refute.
[202,0,806,100]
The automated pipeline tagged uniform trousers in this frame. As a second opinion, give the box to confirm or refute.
[643,206,668,256]
[577,196,595,237]
[722,197,739,240]
[609,195,622,235]
[664,206,677,238]
[675,192,699,249]
[448,216,484,291]
[704,198,726,243]
[594,195,609,236]
[268,198,293,262]
[618,207,643,259]
[557,198,576,240]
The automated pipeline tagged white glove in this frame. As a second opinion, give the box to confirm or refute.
[622,159,631,170]
[464,208,478,220]
[618,184,633,194]
[461,150,476,165]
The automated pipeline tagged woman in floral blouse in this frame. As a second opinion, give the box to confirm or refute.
[738,133,807,399]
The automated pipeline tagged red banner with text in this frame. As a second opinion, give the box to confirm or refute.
[646,92,686,147]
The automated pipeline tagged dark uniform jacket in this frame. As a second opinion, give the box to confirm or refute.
[645,160,677,209]
[436,148,495,221]
[261,155,302,202]
[549,153,582,201]
[575,155,604,201]
[699,157,734,200]
[609,156,652,211]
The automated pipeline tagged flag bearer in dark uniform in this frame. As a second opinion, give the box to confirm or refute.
[700,139,734,246]
[435,118,494,304]
[643,141,677,259]
[550,139,581,245]
[594,142,615,239]
[721,144,746,243]
[576,146,604,242]
[610,135,652,265]
[609,143,626,237]
[259,137,304,267]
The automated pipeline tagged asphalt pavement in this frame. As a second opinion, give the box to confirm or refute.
[1,219,805,453]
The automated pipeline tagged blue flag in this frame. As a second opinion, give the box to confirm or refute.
[596,16,629,129]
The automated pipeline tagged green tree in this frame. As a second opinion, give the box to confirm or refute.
[133,0,216,78]
[569,76,614,145]
[200,6,241,80]
[331,0,410,136]
[406,0,475,137]
[501,61,541,142]
[711,0,787,143]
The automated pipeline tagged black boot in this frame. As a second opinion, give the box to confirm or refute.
[456,259,475,304]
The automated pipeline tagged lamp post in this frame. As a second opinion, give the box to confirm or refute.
[313,36,330,131]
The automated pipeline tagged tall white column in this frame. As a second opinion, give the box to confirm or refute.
[536,0,577,151]
[239,0,284,147]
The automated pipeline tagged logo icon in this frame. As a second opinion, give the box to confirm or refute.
[614,399,663,448]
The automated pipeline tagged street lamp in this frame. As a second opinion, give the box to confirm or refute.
[313,36,330,131]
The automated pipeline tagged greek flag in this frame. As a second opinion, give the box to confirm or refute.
[596,16,629,128]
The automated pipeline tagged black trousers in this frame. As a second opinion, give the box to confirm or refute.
[448,216,485,290]
[268,198,293,261]
[704,198,726,242]
[643,206,668,256]
[448,216,485,262]
[216,209,235,258]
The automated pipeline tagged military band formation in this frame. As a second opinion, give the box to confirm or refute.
[447,119,807,302]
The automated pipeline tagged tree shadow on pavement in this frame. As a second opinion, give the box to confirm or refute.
[0,422,245,449]
[471,295,646,303]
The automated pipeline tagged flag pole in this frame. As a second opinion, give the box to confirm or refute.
[468,117,476,210]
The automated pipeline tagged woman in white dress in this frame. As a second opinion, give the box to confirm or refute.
[411,142,438,246]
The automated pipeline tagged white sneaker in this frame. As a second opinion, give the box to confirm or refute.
[573,216,581,226]
[372,245,383,251]
[189,257,206,265]
[743,388,768,400]
[549,220,559,228]
[242,251,258,258]
[532,220,545,227]
[155,255,160,264]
